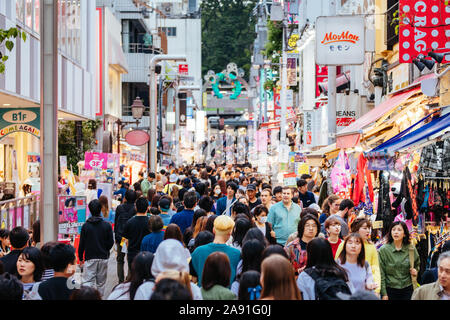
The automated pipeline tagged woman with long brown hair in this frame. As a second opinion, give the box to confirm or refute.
[337,232,377,293]
[259,254,302,300]
[319,195,341,224]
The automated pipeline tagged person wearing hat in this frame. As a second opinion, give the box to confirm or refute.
[158,197,175,228]
[246,184,262,211]
[164,173,179,195]
[190,215,241,288]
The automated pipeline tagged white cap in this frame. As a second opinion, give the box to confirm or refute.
[169,173,178,183]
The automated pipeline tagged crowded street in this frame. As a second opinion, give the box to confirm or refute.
[0,0,449,308]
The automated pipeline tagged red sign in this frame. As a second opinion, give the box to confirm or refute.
[125,130,150,146]
[273,93,294,120]
[336,117,355,127]
[178,64,189,75]
[399,0,450,63]
[316,65,328,108]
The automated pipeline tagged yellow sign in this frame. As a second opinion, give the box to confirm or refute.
[203,92,207,107]
[287,33,299,53]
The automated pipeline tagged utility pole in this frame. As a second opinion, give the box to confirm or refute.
[158,77,164,164]
[279,16,288,161]
[149,55,186,173]
[175,85,201,166]
[40,0,59,243]
[327,0,337,145]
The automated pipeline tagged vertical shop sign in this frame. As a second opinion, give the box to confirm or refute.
[304,111,313,147]
[287,57,297,86]
[399,0,450,63]
[316,65,328,108]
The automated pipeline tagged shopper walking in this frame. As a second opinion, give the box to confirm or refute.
[378,221,420,300]
[123,197,151,276]
[267,187,301,246]
[78,199,114,297]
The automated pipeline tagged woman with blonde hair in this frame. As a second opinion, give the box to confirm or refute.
[259,254,302,300]
[155,269,192,298]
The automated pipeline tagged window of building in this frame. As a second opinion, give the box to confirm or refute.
[386,0,399,50]
[159,27,177,37]
[58,0,81,63]
[16,0,40,34]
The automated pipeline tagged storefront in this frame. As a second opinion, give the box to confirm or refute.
[0,106,41,199]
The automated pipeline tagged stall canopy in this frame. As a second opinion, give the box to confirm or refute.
[367,110,450,155]
[336,87,420,148]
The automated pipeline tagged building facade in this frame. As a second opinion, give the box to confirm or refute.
[0,0,97,195]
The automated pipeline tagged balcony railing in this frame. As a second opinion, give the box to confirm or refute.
[0,194,40,230]
[125,43,163,54]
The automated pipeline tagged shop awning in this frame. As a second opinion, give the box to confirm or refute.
[367,110,450,155]
[336,87,420,149]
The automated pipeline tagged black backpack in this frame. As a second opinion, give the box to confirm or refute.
[305,268,352,300]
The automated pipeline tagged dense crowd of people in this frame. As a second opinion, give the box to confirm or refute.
[0,163,449,301]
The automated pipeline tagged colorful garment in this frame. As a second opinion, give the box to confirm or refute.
[284,238,308,274]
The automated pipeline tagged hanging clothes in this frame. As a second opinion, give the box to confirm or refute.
[330,150,352,198]
[377,171,393,236]
[418,138,450,177]
[352,153,374,206]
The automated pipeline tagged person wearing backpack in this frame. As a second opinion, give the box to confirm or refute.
[297,238,351,300]
[337,233,378,293]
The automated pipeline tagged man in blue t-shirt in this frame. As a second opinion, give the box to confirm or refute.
[190,215,241,287]
[169,191,197,234]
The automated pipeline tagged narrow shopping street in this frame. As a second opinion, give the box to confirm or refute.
[0,0,449,311]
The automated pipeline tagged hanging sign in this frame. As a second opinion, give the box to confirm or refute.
[399,0,450,63]
[283,172,297,188]
[0,108,40,140]
[125,130,150,146]
[316,15,365,65]
[84,152,108,170]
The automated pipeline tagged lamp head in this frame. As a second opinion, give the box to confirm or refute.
[131,97,145,120]
[413,59,426,72]
[428,51,445,63]
[419,57,435,70]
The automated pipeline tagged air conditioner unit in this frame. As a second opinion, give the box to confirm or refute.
[161,3,173,15]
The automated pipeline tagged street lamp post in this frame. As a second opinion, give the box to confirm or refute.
[149,55,186,172]
[116,96,145,156]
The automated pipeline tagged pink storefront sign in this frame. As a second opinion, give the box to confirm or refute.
[85,152,108,170]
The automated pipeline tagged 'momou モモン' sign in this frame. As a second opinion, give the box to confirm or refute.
[316,15,365,65]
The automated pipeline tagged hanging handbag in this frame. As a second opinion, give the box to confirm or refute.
[409,244,419,290]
